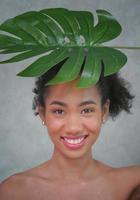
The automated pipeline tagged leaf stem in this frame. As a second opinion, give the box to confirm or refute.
[101,45,140,50]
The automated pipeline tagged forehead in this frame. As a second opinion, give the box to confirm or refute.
[45,80,101,103]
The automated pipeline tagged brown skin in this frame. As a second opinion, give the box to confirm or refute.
[0,79,140,200]
[128,185,140,200]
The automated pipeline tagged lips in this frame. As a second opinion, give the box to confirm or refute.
[60,135,88,150]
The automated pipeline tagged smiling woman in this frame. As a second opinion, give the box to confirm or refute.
[0,67,140,200]
[34,67,132,162]
[0,7,140,200]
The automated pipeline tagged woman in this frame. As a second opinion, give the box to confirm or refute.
[0,67,140,200]
[0,7,140,200]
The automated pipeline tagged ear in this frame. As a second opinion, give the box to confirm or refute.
[38,106,46,124]
[102,99,110,123]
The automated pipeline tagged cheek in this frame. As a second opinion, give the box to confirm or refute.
[45,116,64,135]
[83,116,102,135]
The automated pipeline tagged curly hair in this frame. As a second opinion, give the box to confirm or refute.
[32,62,135,119]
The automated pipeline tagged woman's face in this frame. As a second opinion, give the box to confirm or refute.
[39,79,109,159]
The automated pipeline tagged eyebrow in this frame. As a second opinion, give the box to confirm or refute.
[79,100,96,106]
[49,100,96,107]
[50,101,66,107]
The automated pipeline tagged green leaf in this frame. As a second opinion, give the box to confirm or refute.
[97,47,127,75]
[0,45,36,54]
[46,47,85,85]
[40,8,81,46]
[40,8,75,44]
[0,8,130,87]
[16,20,48,47]
[0,34,23,50]
[76,48,102,88]
[17,47,69,76]
[75,47,127,88]
[39,8,68,45]
[0,47,51,63]
[0,16,37,45]
[70,11,94,45]
[15,11,58,45]
[93,10,122,44]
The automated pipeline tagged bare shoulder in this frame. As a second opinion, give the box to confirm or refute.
[0,163,50,200]
[107,164,140,186]
[0,173,25,199]
[0,171,38,200]
[122,165,140,198]
[115,164,140,185]
[109,165,140,198]
[97,163,140,199]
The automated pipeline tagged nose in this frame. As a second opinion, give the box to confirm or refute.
[65,114,83,135]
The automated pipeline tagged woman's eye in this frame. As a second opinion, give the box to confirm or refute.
[52,109,64,115]
[81,108,94,114]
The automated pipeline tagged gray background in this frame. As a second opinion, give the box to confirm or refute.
[0,0,140,182]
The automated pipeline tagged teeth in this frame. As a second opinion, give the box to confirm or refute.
[64,137,85,144]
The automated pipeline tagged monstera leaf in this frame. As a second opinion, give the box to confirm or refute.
[0,8,128,87]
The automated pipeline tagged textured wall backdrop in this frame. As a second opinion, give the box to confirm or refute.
[0,0,140,182]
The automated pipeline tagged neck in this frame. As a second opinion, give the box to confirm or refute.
[47,147,98,182]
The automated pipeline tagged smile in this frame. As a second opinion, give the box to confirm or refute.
[60,135,88,150]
